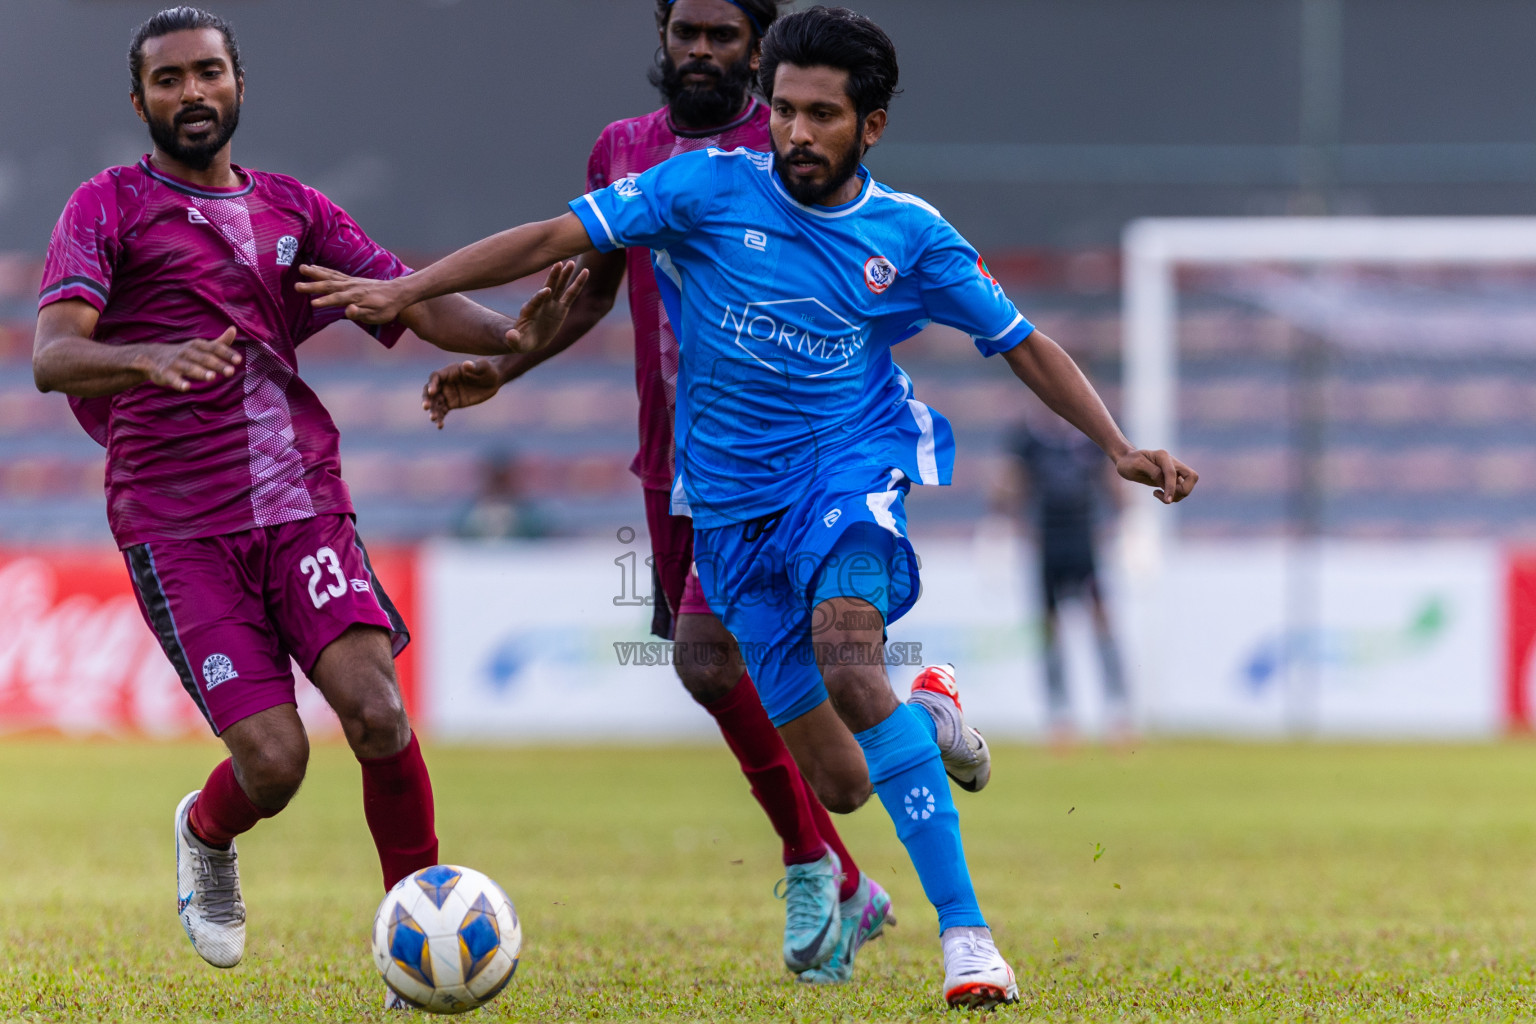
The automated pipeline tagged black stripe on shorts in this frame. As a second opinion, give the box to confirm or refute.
[125,543,218,733]
[351,525,411,656]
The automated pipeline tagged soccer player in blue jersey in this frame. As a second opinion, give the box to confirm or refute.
[300,6,1197,1007]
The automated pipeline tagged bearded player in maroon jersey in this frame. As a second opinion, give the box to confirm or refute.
[418,0,892,984]
[31,8,583,1001]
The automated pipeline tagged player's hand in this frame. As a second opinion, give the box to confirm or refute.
[1115,448,1198,504]
[422,359,504,428]
[506,261,590,354]
[142,327,242,392]
[295,266,409,325]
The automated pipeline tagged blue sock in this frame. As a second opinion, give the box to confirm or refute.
[910,699,938,743]
[855,703,986,931]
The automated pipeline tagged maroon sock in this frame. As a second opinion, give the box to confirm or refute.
[703,673,829,867]
[804,779,862,902]
[188,758,276,848]
[359,732,439,890]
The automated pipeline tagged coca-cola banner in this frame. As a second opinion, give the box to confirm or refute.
[0,548,418,736]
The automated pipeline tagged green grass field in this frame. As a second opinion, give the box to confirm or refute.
[7,739,1536,1022]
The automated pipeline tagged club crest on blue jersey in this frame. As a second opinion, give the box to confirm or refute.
[864,256,897,294]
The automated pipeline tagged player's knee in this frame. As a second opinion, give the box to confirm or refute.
[798,754,873,814]
[341,687,410,760]
[816,773,872,814]
[342,696,405,761]
[674,656,737,705]
[822,664,895,729]
[236,734,309,810]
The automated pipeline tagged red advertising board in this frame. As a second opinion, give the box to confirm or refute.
[0,548,418,736]
[1505,552,1536,732]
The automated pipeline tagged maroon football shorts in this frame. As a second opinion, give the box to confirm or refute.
[643,487,715,639]
[123,514,407,736]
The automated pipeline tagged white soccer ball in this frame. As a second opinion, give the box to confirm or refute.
[372,864,521,1014]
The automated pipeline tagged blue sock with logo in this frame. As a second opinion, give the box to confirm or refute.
[854,702,986,931]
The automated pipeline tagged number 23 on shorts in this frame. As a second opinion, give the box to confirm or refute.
[300,546,347,609]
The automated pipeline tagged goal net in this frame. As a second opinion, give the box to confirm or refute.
[1120,218,1536,737]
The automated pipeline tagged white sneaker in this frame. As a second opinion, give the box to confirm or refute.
[941,926,1019,1009]
[174,790,246,968]
[908,664,992,792]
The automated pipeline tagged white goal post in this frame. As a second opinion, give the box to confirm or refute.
[1117,217,1536,736]
[1121,216,1536,567]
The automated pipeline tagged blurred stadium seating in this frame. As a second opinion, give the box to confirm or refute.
[13,248,1535,546]
[0,253,1122,543]
[1171,264,1536,541]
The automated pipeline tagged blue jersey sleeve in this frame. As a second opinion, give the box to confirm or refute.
[568,149,718,253]
[917,219,1035,356]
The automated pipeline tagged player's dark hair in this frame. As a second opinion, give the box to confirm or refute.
[654,0,786,44]
[759,6,901,120]
[128,6,244,98]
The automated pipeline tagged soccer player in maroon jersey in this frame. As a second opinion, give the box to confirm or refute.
[418,0,890,983]
[30,7,583,986]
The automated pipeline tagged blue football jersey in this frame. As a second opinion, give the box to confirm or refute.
[570,147,1035,529]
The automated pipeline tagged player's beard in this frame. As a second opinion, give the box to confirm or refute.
[650,52,754,129]
[146,100,241,172]
[772,132,864,207]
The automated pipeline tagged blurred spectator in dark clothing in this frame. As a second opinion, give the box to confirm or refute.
[455,451,554,540]
[995,412,1129,744]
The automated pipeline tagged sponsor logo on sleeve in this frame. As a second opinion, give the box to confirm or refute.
[275,235,299,266]
[864,255,897,294]
[612,177,643,200]
[201,653,238,690]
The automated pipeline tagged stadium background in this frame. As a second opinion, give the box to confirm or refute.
[6,0,1536,742]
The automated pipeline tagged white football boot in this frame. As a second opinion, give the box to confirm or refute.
[174,790,247,968]
[384,988,418,1011]
[941,926,1019,1009]
[907,664,992,792]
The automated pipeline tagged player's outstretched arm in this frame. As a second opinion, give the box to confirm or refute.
[297,213,596,326]
[398,261,588,358]
[1001,329,1198,504]
[33,299,241,397]
[421,250,624,428]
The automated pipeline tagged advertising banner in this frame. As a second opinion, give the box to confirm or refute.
[419,534,1093,741]
[419,537,709,740]
[1135,541,1500,737]
[0,538,1507,741]
[884,530,1112,739]
[0,547,418,737]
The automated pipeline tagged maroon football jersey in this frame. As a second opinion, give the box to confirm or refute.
[40,157,410,547]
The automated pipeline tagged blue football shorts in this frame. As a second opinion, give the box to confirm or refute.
[692,464,922,726]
